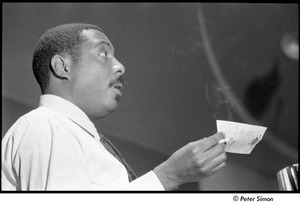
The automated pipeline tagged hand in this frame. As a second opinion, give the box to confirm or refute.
[153,132,227,190]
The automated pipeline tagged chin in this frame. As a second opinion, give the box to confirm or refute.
[90,110,114,120]
[92,104,118,120]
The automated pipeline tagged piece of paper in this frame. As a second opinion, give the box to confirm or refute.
[216,120,267,154]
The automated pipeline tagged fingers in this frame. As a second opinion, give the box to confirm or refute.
[198,143,227,173]
[204,142,226,161]
[195,133,227,177]
[202,132,225,152]
[206,162,227,177]
[207,151,227,170]
[192,150,227,179]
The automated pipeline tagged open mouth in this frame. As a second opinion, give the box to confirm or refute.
[110,78,125,96]
[113,85,122,90]
[112,84,123,97]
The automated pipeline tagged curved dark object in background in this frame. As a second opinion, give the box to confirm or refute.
[196,3,297,161]
[244,59,281,119]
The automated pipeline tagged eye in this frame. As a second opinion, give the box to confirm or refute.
[99,51,108,58]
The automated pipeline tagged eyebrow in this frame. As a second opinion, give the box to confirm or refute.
[96,41,115,53]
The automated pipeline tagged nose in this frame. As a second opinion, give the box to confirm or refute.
[113,58,125,76]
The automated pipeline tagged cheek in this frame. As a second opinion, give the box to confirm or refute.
[73,59,113,96]
[79,66,110,88]
[90,74,114,102]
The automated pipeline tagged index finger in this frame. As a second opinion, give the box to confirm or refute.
[202,132,225,152]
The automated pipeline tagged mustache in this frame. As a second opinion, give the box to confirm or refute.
[109,76,126,87]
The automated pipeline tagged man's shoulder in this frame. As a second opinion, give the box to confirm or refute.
[3,107,65,142]
[2,106,73,153]
[24,106,53,118]
[2,108,46,152]
[21,106,67,123]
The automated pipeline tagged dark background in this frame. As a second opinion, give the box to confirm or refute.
[2,3,298,190]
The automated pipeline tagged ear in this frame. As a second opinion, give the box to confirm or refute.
[50,55,71,80]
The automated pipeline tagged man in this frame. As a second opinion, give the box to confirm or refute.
[2,23,227,190]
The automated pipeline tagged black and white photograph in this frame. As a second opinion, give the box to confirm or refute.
[1,2,299,202]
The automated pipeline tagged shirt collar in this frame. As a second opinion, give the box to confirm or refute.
[39,94,99,138]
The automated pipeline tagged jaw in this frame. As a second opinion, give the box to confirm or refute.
[91,94,119,119]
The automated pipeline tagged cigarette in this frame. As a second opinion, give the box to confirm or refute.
[218,138,230,144]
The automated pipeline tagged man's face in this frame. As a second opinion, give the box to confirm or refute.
[70,29,125,120]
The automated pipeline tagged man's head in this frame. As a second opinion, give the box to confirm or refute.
[32,23,126,119]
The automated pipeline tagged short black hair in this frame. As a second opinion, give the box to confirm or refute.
[32,23,103,94]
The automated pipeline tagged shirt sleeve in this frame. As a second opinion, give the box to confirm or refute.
[125,171,165,190]
[2,113,165,191]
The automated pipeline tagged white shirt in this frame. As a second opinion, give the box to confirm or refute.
[1,94,164,191]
